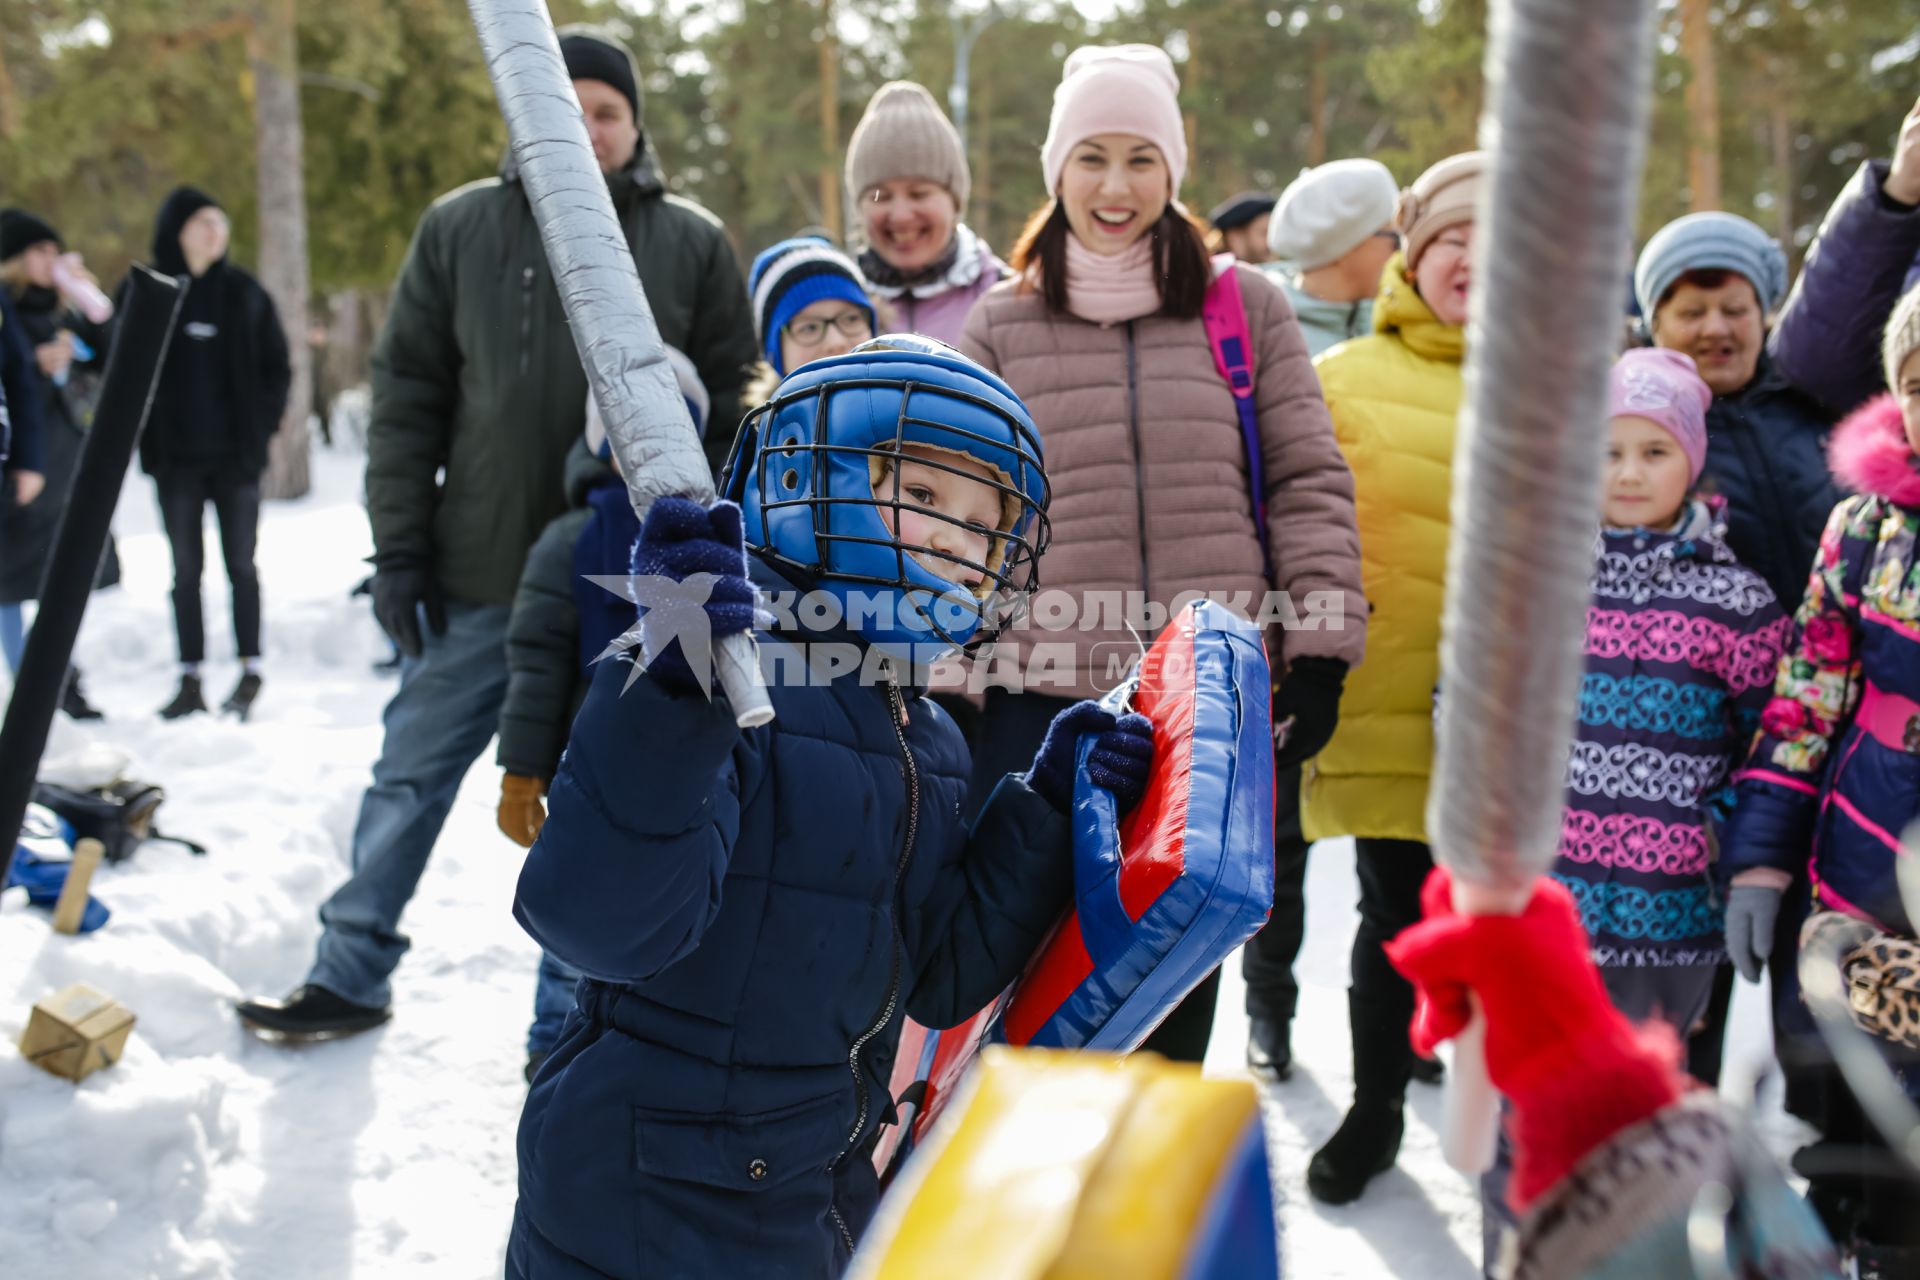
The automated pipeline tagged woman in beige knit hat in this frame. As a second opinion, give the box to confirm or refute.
[1296,148,1484,1208]
[844,81,1008,347]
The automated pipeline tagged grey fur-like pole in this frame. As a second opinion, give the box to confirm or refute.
[465,0,771,727]
[1431,0,1656,892]
[1428,0,1656,1169]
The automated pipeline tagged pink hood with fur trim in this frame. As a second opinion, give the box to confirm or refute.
[1829,393,1920,508]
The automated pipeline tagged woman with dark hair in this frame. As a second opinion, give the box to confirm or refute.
[959,44,1366,1065]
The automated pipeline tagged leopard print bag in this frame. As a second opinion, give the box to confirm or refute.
[1802,911,1920,1050]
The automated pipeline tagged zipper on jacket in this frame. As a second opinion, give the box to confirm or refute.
[518,266,534,374]
[1123,322,1152,597]
[827,678,921,1254]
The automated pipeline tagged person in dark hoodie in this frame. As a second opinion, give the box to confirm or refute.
[494,348,707,1081]
[0,208,119,719]
[236,25,758,1039]
[136,186,290,721]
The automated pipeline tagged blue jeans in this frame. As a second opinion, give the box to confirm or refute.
[0,602,23,671]
[529,949,582,1057]
[309,600,512,1008]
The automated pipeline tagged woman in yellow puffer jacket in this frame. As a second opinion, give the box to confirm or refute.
[1299,150,1483,1209]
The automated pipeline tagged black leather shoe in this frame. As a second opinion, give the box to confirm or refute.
[237,985,391,1039]
[159,673,206,720]
[61,675,104,721]
[1307,1102,1404,1205]
[221,672,263,721]
[1245,1016,1293,1081]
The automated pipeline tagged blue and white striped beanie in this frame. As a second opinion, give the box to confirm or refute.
[1634,212,1789,321]
[584,345,709,461]
[748,237,875,376]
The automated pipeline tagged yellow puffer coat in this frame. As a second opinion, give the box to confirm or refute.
[1300,257,1464,843]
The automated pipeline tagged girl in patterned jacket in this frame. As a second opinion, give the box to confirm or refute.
[1720,286,1920,1272]
[1475,348,1791,1266]
[1554,347,1791,1037]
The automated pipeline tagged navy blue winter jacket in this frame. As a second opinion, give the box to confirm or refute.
[1697,355,1846,610]
[507,559,1073,1279]
[1770,160,1920,422]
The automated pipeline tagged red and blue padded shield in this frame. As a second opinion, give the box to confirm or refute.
[1000,598,1275,1050]
[876,601,1274,1177]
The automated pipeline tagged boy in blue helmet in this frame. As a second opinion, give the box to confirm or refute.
[505,335,1155,1279]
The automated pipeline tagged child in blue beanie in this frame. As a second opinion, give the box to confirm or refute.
[747,237,880,398]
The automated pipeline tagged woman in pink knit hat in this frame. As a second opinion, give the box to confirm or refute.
[958,44,1366,1065]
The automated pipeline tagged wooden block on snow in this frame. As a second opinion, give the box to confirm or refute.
[51,837,104,935]
[17,983,135,1082]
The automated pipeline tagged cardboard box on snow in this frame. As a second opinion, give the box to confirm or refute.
[18,983,135,1082]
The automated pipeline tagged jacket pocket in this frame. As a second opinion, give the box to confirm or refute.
[634,1092,848,1193]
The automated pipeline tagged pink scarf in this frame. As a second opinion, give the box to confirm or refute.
[1061,233,1161,326]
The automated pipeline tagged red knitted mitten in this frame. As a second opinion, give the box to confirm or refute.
[1385,869,1686,1210]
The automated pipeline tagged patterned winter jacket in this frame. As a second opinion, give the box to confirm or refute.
[1724,395,1920,939]
[1553,500,1789,968]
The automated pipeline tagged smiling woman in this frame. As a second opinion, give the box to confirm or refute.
[959,43,1365,1074]
[844,82,1009,348]
[1633,211,1845,609]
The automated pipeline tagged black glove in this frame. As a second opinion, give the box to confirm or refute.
[1271,657,1346,769]
[370,562,446,659]
[1023,700,1156,814]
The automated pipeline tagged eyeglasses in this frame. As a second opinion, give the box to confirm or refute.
[785,311,873,347]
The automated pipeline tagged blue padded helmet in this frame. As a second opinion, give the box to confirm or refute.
[723,335,1049,665]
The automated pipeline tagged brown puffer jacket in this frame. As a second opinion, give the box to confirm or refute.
[959,265,1366,701]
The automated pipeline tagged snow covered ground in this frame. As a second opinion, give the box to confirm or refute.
[0,437,1798,1278]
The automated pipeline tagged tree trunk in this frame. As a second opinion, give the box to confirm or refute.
[249,0,312,499]
[1182,30,1198,195]
[1679,0,1720,211]
[0,34,18,141]
[817,0,842,244]
[1308,27,1329,168]
[974,69,993,248]
[1768,57,1795,267]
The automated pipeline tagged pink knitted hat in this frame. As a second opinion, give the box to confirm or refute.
[1608,348,1712,484]
[1040,45,1188,199]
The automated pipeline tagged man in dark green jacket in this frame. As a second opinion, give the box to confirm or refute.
[237,26,756,1037]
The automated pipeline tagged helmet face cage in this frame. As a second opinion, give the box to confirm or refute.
[726,354,1051,658]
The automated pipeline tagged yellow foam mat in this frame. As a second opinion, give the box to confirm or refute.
[850,1047,1260,1280]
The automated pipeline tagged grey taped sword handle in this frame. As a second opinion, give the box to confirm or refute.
[1427,0,1657,1171]
[467,0,771,728]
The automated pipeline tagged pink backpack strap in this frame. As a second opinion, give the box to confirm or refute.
[1201,254,1271,580]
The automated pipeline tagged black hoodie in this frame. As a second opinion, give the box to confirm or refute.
[136,186,291,478]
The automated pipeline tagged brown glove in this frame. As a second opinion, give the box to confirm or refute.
[498,773,548,849]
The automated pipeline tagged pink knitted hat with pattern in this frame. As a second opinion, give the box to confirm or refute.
[1608,348,1712,484]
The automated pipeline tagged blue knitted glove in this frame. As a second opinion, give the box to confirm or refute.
[629,496,759,691]
[1023,701,1156,814]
